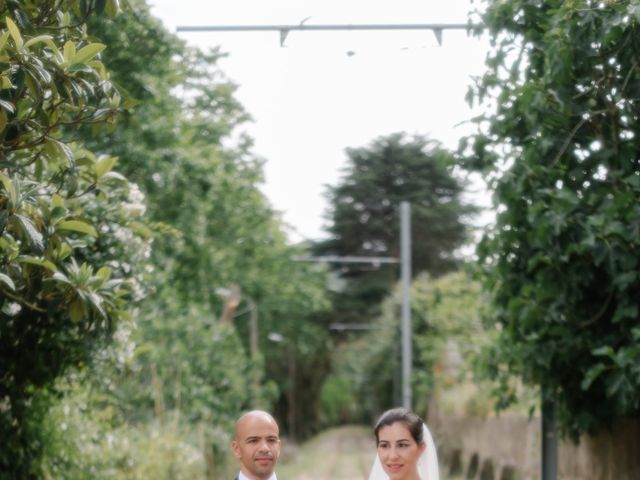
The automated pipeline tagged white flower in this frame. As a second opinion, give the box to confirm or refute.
[6,303,21,316]
[124,183,146,216]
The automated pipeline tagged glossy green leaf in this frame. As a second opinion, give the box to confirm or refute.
[0,30,10,52]
[63,40,75,63]
[0,173,17,205]
[0,272,15,290]
[17,255,57,272]
[57,220,98,237]
[95,156,117,179]
[105,0,120,17]
[71,43,106,65]
[51,193,64,208]
[6,17,23,50]
[24,34,53,49]
[50,271,72,285]
[69,298,85,322]
[0,99,15,113]
[14,215,44,252]
[96,266,111,282]
[48,139,75,166]
[100,171,127,182]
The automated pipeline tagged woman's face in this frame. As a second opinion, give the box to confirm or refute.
[377,421,426,480]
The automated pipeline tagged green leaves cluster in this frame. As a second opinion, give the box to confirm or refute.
[467,0,640,439]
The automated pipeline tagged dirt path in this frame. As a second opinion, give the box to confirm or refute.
[277,425,375,480]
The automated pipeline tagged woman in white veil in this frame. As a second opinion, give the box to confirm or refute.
[368,408,439,480]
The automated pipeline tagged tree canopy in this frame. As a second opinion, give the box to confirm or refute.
[83,1,331,444]
[315,133,476,324]
[467,0,640,439]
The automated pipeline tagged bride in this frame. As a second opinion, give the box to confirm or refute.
[368,407,439,480]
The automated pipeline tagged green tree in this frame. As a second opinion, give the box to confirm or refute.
[0,0,148,475]
[323,270,484,423]
[466,0,640,439]
[78,0,330,448]
[315,133,476,324]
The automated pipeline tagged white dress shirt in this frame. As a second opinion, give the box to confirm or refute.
[238,471,277,480]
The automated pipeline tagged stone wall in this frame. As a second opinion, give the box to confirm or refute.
[428,412,640,480]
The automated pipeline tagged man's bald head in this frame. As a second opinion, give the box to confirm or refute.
[232,410,281,479]
[234,410,279,439]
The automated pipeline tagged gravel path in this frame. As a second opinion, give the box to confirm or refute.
[277,425,375,480]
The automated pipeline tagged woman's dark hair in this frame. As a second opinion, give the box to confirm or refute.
[374,407,424,444]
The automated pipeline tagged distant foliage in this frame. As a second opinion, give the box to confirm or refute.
[1,1,331,476]
[71,0,329,457]
[315,133,477,325]
[467,0,640,439]
[324,270,484,423]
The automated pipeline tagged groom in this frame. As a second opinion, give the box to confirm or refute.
[232,410,281,480]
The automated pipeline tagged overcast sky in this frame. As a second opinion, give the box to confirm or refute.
[148,0,491,242]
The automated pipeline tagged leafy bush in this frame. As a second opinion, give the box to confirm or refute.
[0,1,149,475]
[318,374,357,427]
[466,0,640,439]
[327,270,487,423]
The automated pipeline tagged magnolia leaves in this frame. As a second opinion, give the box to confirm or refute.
[0,170,115,325]
[0,15,118,147]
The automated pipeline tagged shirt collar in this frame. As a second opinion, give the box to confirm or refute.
[238,472,277,480]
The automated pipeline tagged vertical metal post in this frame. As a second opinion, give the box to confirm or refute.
[248,299,261,407]
[287,343,297,441]
[249,299,258,359]
[542,390,558,480]
[400,201,412,409]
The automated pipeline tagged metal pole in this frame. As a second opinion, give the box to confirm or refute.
[400,201,412,409]
[248,299,261,407]
[287,343,296,441]
[542,390,558,480]
[248,299,258,359]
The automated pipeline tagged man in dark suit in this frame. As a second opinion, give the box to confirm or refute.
[232,410,281,480]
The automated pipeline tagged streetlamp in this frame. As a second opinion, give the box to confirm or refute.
[267,332,297,441]
[216,285,260,405]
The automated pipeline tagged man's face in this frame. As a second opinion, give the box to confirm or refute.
[232,412,281,479]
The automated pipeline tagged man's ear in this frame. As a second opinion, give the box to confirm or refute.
[231,440,241,459]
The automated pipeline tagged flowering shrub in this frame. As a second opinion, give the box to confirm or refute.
[0,1,150,475]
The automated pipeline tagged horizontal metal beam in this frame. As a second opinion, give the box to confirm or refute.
[176,23,475,46]
[329,322,378,331]
[293,255,399,264]
[176,23,469,33]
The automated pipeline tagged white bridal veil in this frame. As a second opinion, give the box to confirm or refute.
[368,423,440,480]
